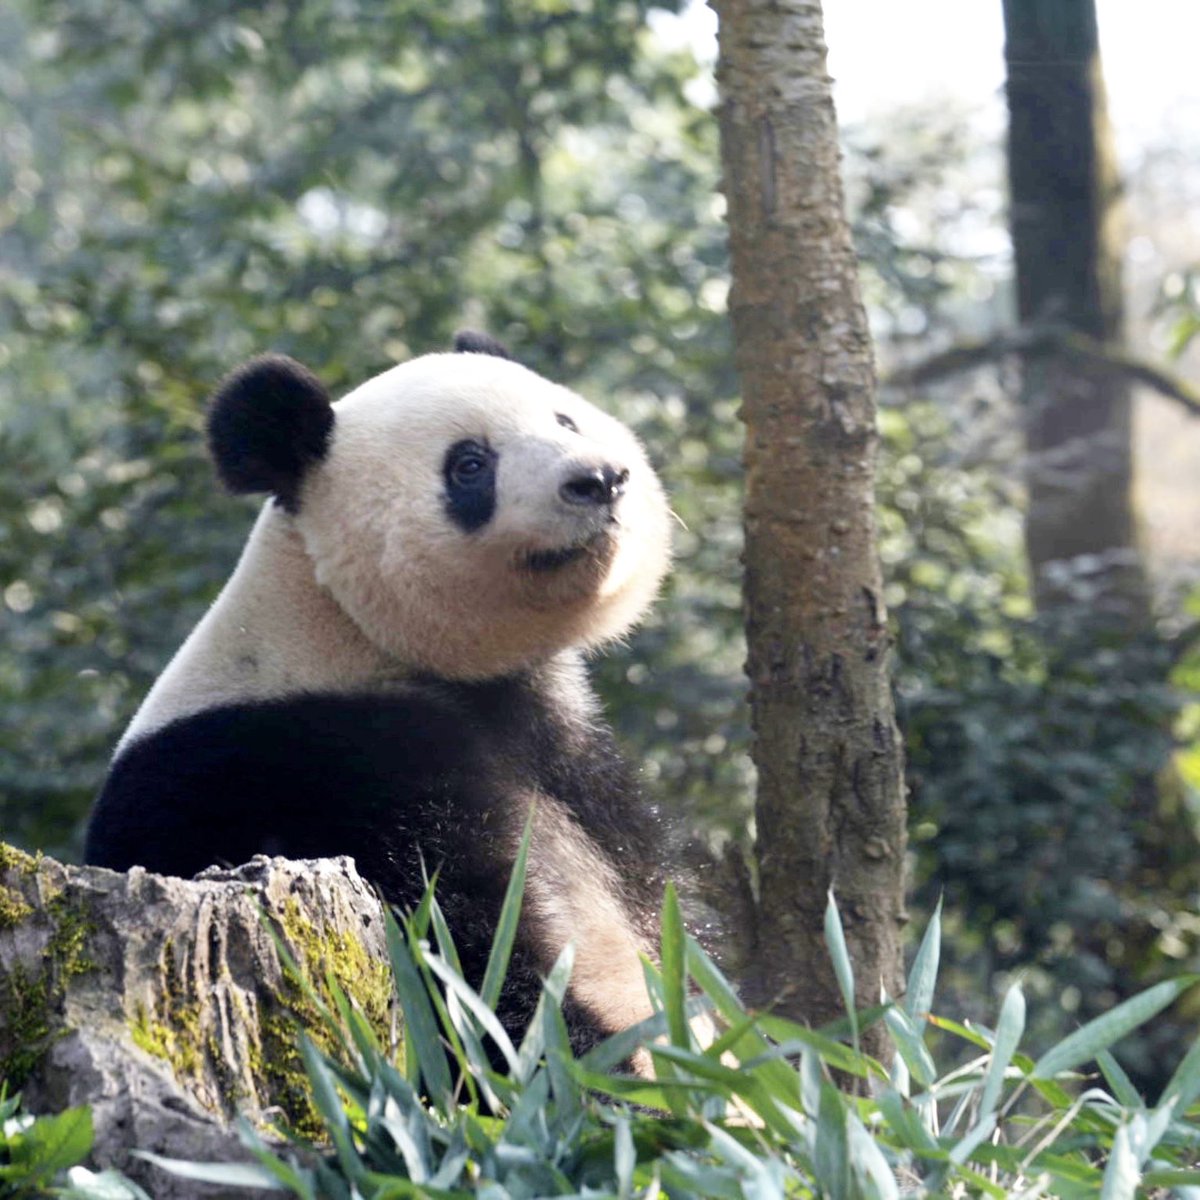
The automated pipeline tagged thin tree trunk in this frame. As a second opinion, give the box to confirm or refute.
[711,0,907,1043]
[1003,0,1150,624]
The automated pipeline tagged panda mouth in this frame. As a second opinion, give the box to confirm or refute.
[523,530,608,572]
[526,545,588,571]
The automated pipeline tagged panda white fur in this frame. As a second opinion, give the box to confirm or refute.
[85,332,673,1054]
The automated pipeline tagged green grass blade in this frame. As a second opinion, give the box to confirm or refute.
[325,971,383,1078]
[297,1034,367,1185]
[566,1058,718,1109]
[383,907,454,1109]
[743,1026,875,1080]
[1159,1033,1200,1111]
[580,1008,671,1075]
[949,1113,996,1166]
[979,982,1025,1116]
[815,1081,850,1200]
[660,882,689,1048]
[824,890,859,1054]
[1143,1169,1200,1188]
[926,1014,994,1052]
[234,1116,318,1200]
[905,894,941,1032]
[132,1153,288,1191]
[848,1110,901,1200]
[649,1043,794,1135]
[703,1121,786,1199]
[683,934,799,1094]
[1033,976,1198,1078]
[427,895,464,978]
[613,1112,634,1200]
[1097,1049,1142,1109]
[256,906,354,1062]
[423,953,519,1074]
[876,1089,939,1155]
[516,940,574,1082]
[480,813,532,1011]
[883,1002,936,1088]
[1099,1122,1139,1200]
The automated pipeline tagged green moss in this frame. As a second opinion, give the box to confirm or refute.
[207,1031,244,1111]
[0,967,54,1085]
[123,903,395,1137]
[0,886,33,930]
[277,899,393,1035]
[0,843,39,877]
[127,939,203,1082]
[254,900,395,1139]
[44,895,94,979]
[0,878,95,1088]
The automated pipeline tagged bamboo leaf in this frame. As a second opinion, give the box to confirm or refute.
[298,1034,366,1184]
[849,1110,900,1200]
[1096,1049,1141,1109]
[423,953,519,1074]
[814,1082,850,1200]
[384,908,453,1109]
[905,894,941,1030]
[979,983,1025,1116]
[660,882,689,1048]
[883,1003,936,1088]
[1159,1033,1200,1111]
[824,891,859,1054]
[1033,977,1198,1078]
[480,812,532,1011]
[1098,1122,1139,1200]
[133,1152,287,1190]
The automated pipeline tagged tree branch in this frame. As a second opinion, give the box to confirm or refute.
[885,325,1200,419]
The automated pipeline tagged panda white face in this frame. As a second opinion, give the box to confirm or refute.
[208,343,671,680]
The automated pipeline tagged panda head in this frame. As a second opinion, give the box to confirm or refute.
[206,334,672,680]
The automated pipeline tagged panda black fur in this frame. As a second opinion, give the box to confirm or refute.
[85,336,673,1055]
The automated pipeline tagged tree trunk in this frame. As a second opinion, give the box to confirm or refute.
[711,0,907,1041]
[1002,0,1150,624]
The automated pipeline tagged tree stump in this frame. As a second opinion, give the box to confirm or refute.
[0,846,396,1196]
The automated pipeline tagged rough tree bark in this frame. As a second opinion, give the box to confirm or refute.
[710,0,907,1040]
[1002,0,1151,624]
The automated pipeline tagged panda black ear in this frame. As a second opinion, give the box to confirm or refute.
[453,330,513,360]
[207,355,334,514]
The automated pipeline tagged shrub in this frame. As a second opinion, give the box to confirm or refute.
[145,844,1200,1199]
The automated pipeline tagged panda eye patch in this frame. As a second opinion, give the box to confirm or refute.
[555,412,579,434]
[443,439,498,532]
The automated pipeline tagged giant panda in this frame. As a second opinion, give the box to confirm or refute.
[84,332,673,1055]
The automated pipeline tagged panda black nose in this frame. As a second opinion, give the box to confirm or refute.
[559,464,629,507]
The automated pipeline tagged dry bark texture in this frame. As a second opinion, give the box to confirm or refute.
[1003,0,1150,623]
[710,0,907,1038]
[0,850,394,1198]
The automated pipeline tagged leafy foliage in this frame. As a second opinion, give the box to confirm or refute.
[145,861,1200,1199]
[0,1086,147,1199]
[880,391,1200,1086]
